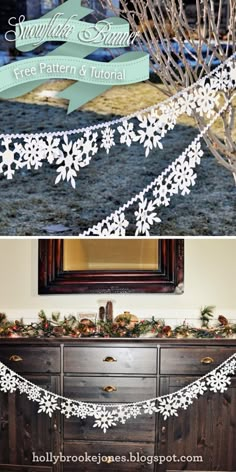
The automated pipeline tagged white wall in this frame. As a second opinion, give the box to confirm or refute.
[0,238,235,326]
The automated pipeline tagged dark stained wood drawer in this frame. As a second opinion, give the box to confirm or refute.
[64,376,156,403]
[64,442,155,471]
[64,405,156,442]
[0,347,60,373]
[64,347,157,374]
[64,376,156,442]
[160,347,236,374]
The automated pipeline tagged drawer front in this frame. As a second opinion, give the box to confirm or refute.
[64,347,157,374]
[160,347,236,374]
[64,408,156,442]
[0,347,60,373]
[64,376,156,403]
[64,442,155,471]
[64,376,156,442]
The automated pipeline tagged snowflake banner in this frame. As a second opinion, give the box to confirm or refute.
[0,55,235,188]
[0,54,235,235]
[0,353,235,433]
[81,94,235,236]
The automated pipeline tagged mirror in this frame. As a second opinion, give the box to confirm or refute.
[38,239,184,294]
[63,240,159,271]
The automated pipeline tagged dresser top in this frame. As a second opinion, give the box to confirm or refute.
[0,337,236,346]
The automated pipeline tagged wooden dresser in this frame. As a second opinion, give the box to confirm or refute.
[0,339,235,472]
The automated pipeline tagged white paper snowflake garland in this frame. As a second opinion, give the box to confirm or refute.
[0,353,235,433]
[80,94,234,237]
[0,55,235,188]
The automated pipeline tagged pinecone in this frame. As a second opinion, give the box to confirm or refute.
[218,315,229,326]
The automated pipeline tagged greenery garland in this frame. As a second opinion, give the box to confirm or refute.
[0,307,236,339]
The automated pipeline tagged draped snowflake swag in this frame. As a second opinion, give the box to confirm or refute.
[0,353,235,433]
[80,94,235,236]
[0,55,235,190]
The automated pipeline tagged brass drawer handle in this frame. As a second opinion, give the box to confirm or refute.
[9,355,23,362]
[103,356,117,363]
[201,356,214,364]
[103,386,117,393]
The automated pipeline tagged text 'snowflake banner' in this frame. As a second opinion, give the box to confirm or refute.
[1,0,149,113]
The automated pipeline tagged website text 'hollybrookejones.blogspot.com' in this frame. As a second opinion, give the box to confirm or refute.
[32,451,203,466]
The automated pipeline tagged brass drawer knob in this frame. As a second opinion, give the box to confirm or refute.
[103,356,117,363]
[103,386,117,393]
[9,355,23,362]
[201,356,214,364]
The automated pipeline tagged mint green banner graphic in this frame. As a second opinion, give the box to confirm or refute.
[1,0,149,113]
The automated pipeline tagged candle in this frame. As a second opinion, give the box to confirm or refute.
[99,306,105,322]
[106,301,113,323]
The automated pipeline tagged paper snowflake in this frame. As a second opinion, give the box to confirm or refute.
[55,135,85,188]
[75,402,91,420]
[206,372,231,393]
[135,196,161,236]
[28,386,42,402]
[101,127,115,154]
[0,138,23,179]
[111,212,129,236]
[128,405,142,418]
[0,372,19,393]
[114,406,131,425]
[44,136,62,164]
[188,380,207,397]
[118,120,136,146]
[188,141,204,166]
[93,407,117,433]
[38,392,59,417]
[135,111,166,157]
[211,69,233,92]
[61,400,76,419]
[19,137,47,170]
[195,84,218,118]
[157,397,179,420]
[160,101,181,129]
[177,91,196,116]
[222,359,236,375]
[170,155,197,195]
[153,175,175,207]
[143,401,158,415]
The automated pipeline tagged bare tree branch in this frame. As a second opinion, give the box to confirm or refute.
[99,0,236,178]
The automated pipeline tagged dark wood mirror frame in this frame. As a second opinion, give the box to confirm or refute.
[38,239,184,294]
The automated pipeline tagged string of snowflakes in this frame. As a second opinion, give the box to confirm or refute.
[80,94,235,236]
[0,353,235,433]
[0,55,235,189]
